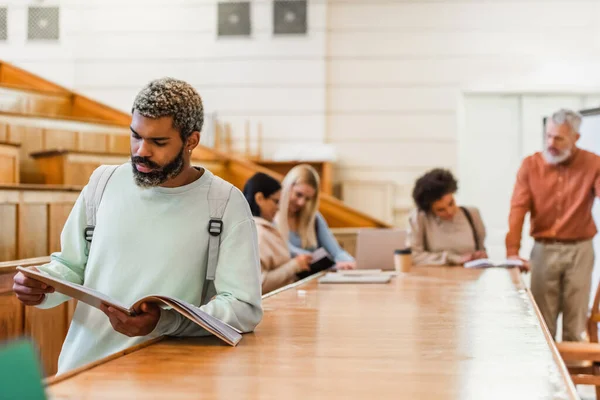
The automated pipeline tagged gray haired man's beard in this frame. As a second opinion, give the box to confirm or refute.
[543,148,571,165]
[131,146,185,188]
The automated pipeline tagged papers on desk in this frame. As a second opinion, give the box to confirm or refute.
[337,269,382,275]
[318,272,391,284]
[464,258,523,269]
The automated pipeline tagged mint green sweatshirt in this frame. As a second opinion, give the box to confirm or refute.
[37,164,263,375]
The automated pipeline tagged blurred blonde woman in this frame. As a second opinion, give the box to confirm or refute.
[275,164,355,270]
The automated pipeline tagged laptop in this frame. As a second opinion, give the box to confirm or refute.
[354,228,408,271]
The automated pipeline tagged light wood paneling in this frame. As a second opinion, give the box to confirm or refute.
[0,187,81,262]
[0,204,17,262]
[0,294,23,342]
[107,134,130,154]
[0,122,7,142]
[17,204,48,259]
[25,305,69,377]
[77,132,107,153]
[0,142,19,184]
[64,153,128,185]
[65,161,102,186]
[44,129,78,151]
[4,121,130,184]
[48,204,73,253]
[33,155,65,185]
[31,151,130,186]
[8,125,45,183]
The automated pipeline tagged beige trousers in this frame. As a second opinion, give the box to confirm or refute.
[530,240,594,342]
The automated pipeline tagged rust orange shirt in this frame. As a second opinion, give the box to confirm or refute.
[506,148,600,256]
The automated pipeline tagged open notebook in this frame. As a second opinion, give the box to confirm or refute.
[464,259,524,269]
[17,267,242,346]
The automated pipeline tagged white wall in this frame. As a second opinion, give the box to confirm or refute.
[326,1,600,225]
[0,0,76,86]
[1,0,327,156]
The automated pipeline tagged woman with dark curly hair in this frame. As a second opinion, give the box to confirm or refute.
[408,168,487,266]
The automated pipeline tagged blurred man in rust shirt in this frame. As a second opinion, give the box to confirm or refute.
[507,108,600,342]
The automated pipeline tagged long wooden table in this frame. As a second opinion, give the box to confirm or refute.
[46,267,578,399]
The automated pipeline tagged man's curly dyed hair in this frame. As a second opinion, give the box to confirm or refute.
[132,77,204,141]
[412,168,458,212]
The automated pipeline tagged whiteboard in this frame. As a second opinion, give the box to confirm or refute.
[576,112,600,307]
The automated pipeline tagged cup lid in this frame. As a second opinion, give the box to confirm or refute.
[395,248,411,255]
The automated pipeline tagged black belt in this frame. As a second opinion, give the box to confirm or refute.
[535,238,587,245]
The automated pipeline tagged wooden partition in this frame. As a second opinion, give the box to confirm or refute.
[0,142,19,184]
[0,257,75,377]
[0,119,129,183]
[0,185,79,262]
[32,151,130,186]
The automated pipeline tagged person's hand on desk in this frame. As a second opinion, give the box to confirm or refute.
[100,302,161,337]
[12,267,55,306]
[508,255,530,273]
[295,254,312,272]
[335,261,356,270]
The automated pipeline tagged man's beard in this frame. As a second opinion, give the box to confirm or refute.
[131,146,185,188]
[543,147,571,165]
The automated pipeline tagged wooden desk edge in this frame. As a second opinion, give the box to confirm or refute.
[515,269,580,399]
[45,337,165,386]
[45,271,325,386]
[262,270,326,299]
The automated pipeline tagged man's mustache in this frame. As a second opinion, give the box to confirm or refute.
[131,156,161,170]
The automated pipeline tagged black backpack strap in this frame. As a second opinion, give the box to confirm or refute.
[461,206,481,251]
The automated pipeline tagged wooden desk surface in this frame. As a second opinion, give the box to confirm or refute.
[47,267,578,400]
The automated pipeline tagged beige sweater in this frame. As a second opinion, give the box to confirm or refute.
[254,217,303,294]
[407,206,486,266]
